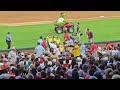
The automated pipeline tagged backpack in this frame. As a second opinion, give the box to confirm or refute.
[90,32,93,38]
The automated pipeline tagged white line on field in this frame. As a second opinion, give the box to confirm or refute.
[0,15,120,26]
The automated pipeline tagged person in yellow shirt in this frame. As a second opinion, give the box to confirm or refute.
[56,37,61,45]
[46,34,50,43]
[59,43,64,54]
[72,42,80,58]
[47,35,53,43]
[53,36,57,44]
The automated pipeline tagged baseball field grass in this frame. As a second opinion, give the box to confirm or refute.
[0,18,120,50]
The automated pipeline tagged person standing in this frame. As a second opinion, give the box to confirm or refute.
[68,36,74,46]
[67,36,74,52]
[72,42,80,58]
[47,35,53,43]
[53,36,57,43]
[85,28,93,43]
[59,43,64,54]
[42,38,47,48]
[116,47,120,58]
[71,33,74,39]
[80,42,86,58]
[6,32,11,49]
[64,31,69,41]
[91,42,98,57]
[106,42,112,50]
[8,46,17,64]
[38,36,43,45]
[56,37,61,46]
[76,22,81,42]
[34,43,45,57]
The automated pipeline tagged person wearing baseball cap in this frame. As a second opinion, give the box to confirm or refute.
[8,46,17,64]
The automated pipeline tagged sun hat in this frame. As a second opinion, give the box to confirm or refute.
[12,46,16,50]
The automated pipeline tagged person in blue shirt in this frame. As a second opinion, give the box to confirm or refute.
[6,32,11,49]
[68,36,74,46]
[71,33,74,39]
[116,48,120,58]
[80,42,86,58]
[38,36,43,45]
[34,42,45,57]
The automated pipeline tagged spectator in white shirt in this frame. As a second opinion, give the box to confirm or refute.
[8,46,17,64]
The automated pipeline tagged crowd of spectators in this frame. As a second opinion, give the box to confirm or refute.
[0,33,120,79]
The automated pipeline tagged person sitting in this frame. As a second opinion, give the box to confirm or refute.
[55,13,67,26]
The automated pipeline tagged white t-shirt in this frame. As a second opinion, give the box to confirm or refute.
[55,48,60,56]
[102,57,108,61]
[94,56,99,61]
[8,50,17,64]
[101,51,107,55]
[40,63,45,69]
[49,43,57,49]
[47,61,52,66]
[57,18,64,22]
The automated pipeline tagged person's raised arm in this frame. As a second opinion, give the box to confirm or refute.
[84,28,87,34]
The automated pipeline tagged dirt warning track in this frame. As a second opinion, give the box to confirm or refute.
[0,11,120,26]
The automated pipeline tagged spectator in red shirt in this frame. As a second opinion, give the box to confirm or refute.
[86,43,97,55]
[64,32,69,41]
[107,42,112,50]
[66,53,71,60]
[91,42,98,57]
[42,38,46,48]
[86,47,93,54]
[91,42,97,52]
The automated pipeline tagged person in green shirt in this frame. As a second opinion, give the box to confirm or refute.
[55,13,68,26]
